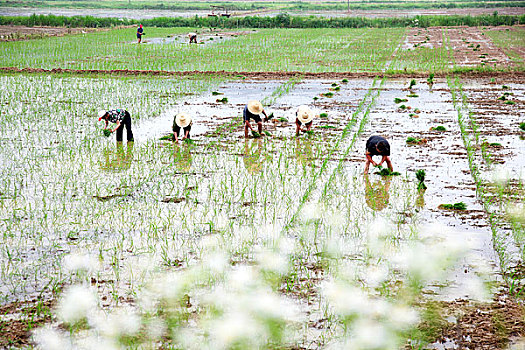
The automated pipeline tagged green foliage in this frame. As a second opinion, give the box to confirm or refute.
[103,129,112,137]
[505,100,515,105]
[394,98,408,104]
[319,113,328,118]
[251,130,261,138]
[502,85,510,89]
[1,13,523,29]
[440,202,467,210]
[399,104,407,110]
[159,134,174,141]
[216,97,228,103]
[319,125,335,129]
[342,78,349,83]
[520,122,525,131]
[263,130,271,136]
[211,91,223,96]
[427,73,435,84]
[432,125,447,131]
[407,93,419,98]
[409,79,417,89]
[406,136,423,144]
[331,83,338,87]
[183,138,194,145]
[416,169,427,190]
[278,117,287,122]
[322,92,334,98]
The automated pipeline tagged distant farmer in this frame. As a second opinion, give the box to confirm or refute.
[364,135,392,174]
[295,105,317,136]
[137,24,144,44]
[98,109,134,142]
[173,113,192,142]
[188,32,197,44]
[244,100,270,138]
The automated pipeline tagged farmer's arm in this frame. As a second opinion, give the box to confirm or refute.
[378,155,393,171]
[112,121,120,133]
[366,152,377,166]
[262,110,268,120]
[182,128,190,140]
[104,120,108,128]
[295,119,301,136]
[245,120,254,131]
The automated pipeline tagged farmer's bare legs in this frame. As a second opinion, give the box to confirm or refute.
[244,120,253,138]
[364,153,377,174]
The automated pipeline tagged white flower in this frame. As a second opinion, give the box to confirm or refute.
[32,326,70,350]
[202,252,228,274]
[491,166,511,186]
[62,253,99,274]
[210,311,262,349]
[322,281,369,316]
[255,249,289,274]
[97,308,141,338]
[388,305,419,329]
[57,285,97,324]
[351,319,393,349]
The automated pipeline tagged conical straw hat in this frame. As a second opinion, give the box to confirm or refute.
[247,100,263,115]
[175,113,192,128]
[296,105,315,124]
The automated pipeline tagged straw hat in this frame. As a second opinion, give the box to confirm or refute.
[175,113,192,128]
[247,100,263,115]
[97,110,107,121]
[296,105,315,124]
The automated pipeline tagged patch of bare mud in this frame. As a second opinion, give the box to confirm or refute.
[0,25,126,42]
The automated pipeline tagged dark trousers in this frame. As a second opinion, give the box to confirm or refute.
[173,124,191,138]
[116,112,134,142]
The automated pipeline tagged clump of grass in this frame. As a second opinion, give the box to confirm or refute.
[407,94,419,98]
[374,165,400,176]
[519,122,525,131]
[103,129,112,137]
[502,85,509,89]
[439,202,467,211]
[278,117,288,123]
[211,91,223,95]
[342,78,348,83]
[331,83,338,87]
[431,126,447,132]
[406,137,427,145]
[505,101,515,105]
[183,138,194,145]
[322,92,334,98]
[334,86,341,91]
[216,97,228,103]
[399,104,407,110]
[394,98,408,104]
[409,79,417,89]
[427,73,434,85]
[313,96,319,101]
[305,130,314,135]
[416,169,427,190]
[319,112,328,118]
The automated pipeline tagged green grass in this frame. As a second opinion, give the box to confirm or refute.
[439,202,468,210]
[0,27,409,73]
[484,27,525,67]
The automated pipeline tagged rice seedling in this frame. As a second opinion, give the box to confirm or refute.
[519,122,525,131]
[406,136,427,145]
[416,169,427,190]
[431,125,447,131]
[322,92,334,98]
[439,202,468,211]
[409,79,417,90]
[216,97,228,103]
[504,100,515,105]
[103,129,112,137]
[211,91,223,95]
[394,97,408,104]
[374,165,401,176]
[319,113,328,118]
[407,93,419,98]
[341,78,348,83]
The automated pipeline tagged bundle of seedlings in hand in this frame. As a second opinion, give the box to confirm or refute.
[103,129,112,137]
[439,202,467,211]
[374,165,401,176]
[416,169,427,190]
[266,112,274,121]
[263,130,271,136]
[251,131,261,138]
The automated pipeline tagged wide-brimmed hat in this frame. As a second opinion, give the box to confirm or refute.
[296,105,315,124]
[97,110,107,121]
[247,100,263,115]
[175,113,192,128]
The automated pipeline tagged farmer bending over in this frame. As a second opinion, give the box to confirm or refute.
[244,100,269,138]
[188,32,197,44]
[137,24,144,44]
[173,113,192,142]
[98,109,134,142]
[364,135,392,174]
[295,105,317,136]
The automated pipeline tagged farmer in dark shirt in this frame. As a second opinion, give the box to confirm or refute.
[243,100,269,138]
[98,109,134,142]
[137,24,144,44]
[188,32,198,44]
[173,113,192,142]
[364,135,392,174]
[295,105,317,136]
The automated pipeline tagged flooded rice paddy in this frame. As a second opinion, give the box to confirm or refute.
[0,73,524,348]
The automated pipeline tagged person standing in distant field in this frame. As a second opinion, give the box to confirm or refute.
[295,105,317,136]
[243,100,270,138]
[137,24,144,44]
[98,109,134,142]
[172,113,192,142]
[188,32,198,44]
[364,135,393,174]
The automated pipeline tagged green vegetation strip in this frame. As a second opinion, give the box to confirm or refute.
[0,13,523,29]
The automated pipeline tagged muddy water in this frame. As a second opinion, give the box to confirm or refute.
[340,78,503,300]
[143,33,237,46]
